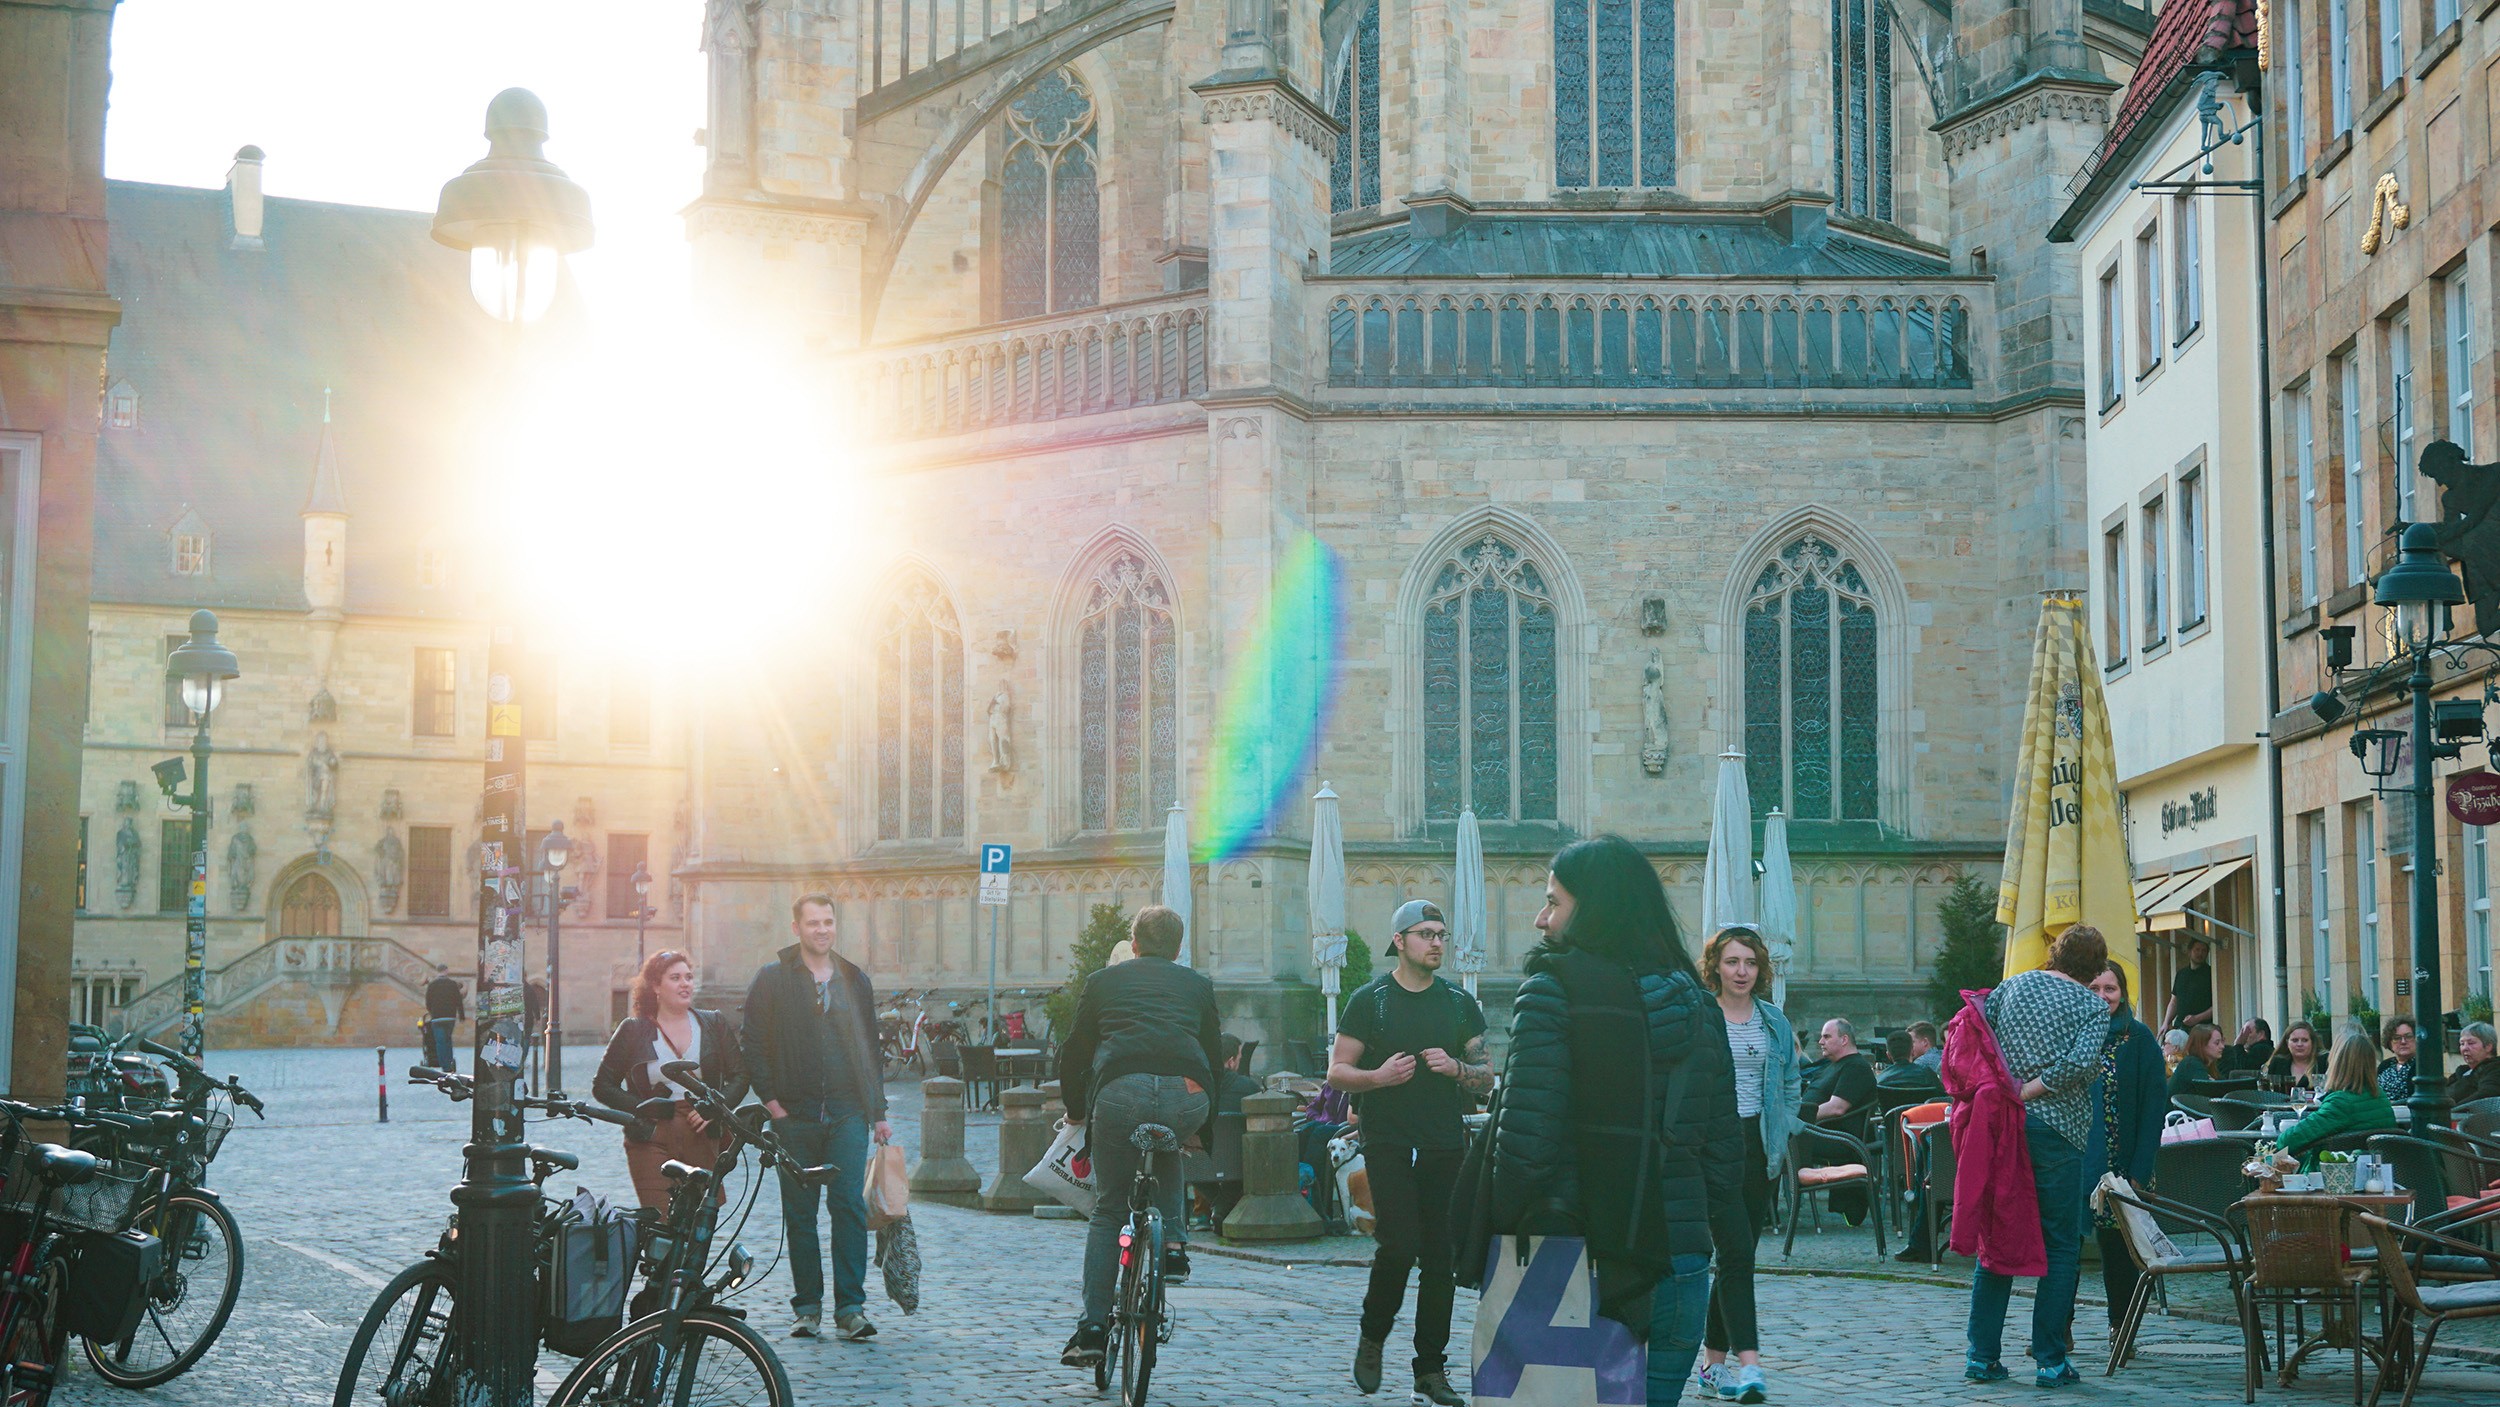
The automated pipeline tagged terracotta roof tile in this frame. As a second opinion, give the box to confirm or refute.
[2101,0,2261,159]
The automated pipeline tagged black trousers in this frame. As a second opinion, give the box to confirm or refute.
[2096,1225,2138,1329]
[1361,1144,1462,1373]
[1705,1115,1773,1354]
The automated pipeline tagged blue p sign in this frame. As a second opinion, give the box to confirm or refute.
[981,844,1012,875]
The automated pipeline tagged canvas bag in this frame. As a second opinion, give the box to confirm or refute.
[863,1141,911,1231]
[543,1189,638,1357]
[1025,1118,1098,1216]
[1469,1236,1647,1407]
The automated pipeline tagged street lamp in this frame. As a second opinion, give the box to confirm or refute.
[537,821,574,1097]
[430,87,591,1407]
[162,610,240,1060]
[630,860,653,971]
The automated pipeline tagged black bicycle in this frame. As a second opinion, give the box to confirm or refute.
[0,1098,155,1407]
[72,1038,261,1388]
[544,1059,827,1407]
[331,1067,641,1407]
[1098,1122,1179,1407]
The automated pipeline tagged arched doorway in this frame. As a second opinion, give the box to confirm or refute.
[279,873,341,936]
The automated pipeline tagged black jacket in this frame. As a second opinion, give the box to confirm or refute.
[424,975,464,1020]
[2089,1007,2170,1186]
[1055,956,1223,1123]
[1492,940,1744,1317]
[593,1010,749,1138]
[738,946,886,1121]
[2449,1058,2500,1107]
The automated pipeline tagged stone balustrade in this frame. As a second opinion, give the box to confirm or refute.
[858,293,1208,440]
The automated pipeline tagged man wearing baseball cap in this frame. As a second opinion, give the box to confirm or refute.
[1328,898,1488,1405]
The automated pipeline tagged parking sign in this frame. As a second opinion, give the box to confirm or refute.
[979,844,1012,906]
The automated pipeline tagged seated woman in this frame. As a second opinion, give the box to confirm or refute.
[2271,1033,2396,1172]
[2264,1020,2324,1094]
[2166,1023,2222,1100]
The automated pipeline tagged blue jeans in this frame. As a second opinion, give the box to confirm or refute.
[1082,1074,1207,1325]
[423,1018,457,1071]
[773,1108,871,1317]
[1646,1254,1712,1406]
[1966,1115,2086,1368]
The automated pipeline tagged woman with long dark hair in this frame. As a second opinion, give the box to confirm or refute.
[2084,961,2167,1343]
[593,950,748,1207]
[1490,836,1744,1406]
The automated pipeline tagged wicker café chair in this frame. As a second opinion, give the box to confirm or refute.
[2242,1194,2374,1406]
[2097,1177,2262,1398]
[2354,1213,2500,1407]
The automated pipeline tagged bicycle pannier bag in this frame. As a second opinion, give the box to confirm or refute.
[544,1189,638,1356]
[60,1229,163,1344]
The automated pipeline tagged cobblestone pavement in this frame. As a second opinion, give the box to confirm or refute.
[42,1048,2500,1405]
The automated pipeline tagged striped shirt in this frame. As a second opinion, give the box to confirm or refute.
[1726,1005,1768,1117]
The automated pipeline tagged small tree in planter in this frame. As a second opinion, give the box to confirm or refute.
[1928,873,2007,1024]
[1042,901,1130,1039]
[1292,931,1377,1051]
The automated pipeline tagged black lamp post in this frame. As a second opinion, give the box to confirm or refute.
[537,821,574,1096]
[429,87,592,1407]
[630,860,653,971]
[162,610,239,1060]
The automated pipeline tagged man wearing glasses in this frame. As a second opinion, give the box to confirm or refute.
[1329,899,1489,1406]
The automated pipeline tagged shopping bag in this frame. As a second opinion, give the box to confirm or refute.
[2160,1110,2218,1145]
[863,1141,911,1231]
[875,1215,922,1314]
[1469,1235,1646,1407]
[1024,1118,1098,1216]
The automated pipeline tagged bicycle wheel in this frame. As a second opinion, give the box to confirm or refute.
[332,1259,455,1407]
[548,1310,791,1407]
[1119,1215,1161,1407]
[82,1191,243,1387]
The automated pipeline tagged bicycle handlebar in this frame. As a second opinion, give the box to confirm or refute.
[136,1037,267,1117]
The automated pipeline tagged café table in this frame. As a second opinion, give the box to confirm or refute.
[2239,1187,2416,1404]
[993,1047,1048,1087]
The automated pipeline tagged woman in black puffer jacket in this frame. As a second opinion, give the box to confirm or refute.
[1492,835,1745,1407]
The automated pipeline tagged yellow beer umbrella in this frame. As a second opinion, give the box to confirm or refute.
[1997,593,2140,991]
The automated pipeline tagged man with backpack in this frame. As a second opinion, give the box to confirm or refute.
[1329,899,1487,1407]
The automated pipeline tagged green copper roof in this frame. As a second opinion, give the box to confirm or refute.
[1331,213,1948,280]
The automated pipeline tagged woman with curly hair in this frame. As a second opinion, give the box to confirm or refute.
[593,949,748,1207]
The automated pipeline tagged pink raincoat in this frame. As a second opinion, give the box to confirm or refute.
[1943,988,2045,1277]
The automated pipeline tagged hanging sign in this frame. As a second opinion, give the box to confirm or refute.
[2447,769,2500,825]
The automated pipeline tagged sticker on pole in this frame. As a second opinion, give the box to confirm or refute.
[2449,769,2500,825]
[979,843,1012,907]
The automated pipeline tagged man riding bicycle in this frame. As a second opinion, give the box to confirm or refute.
[1054,905,1222,1370]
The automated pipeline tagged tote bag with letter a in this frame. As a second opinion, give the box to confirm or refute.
[1470,1236,1646,1407]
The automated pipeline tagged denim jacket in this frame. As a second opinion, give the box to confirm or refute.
[1741,998,1804,1178]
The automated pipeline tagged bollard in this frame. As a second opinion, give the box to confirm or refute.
[377,1046,388,1123]
[908,1076,982,1205]
[1220,1091,1324,1241]
[980,1086,1054,1213]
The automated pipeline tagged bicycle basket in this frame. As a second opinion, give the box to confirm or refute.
[2,1145,152,1236]
[198,1091,236,1159]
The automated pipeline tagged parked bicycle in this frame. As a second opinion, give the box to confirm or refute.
[544,1057,832,1407]
[878,990,932,1078]
[0,1097,158,1407]
[65,1025,171,1111]
[69,1038,262,1388]
[1099,1122,1180,1407]
[331,1066,643,1407]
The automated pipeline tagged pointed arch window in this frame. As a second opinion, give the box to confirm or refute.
[1831,0,1894,222]
[1554,0,1676,189]
[1422,536,1559,821]
[1743,535,1879,821]
[1076,550,1178,831]
[1330,0,1383,213]
[875,574,966,842]
[999,68,1101,320]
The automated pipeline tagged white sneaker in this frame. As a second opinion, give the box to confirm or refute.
[790,1312,821,1338]
[1696,1363,1722,1397]
[1733,1365,1767,1403]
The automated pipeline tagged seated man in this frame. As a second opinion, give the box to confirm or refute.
[1802,1018,1879,1224]
[1878,1032,1944,1093]
[1212,1033,1264,1120]
[1909,1021,1944,1076]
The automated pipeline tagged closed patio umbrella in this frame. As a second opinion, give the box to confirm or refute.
[1451,808,1487,998]
[1701,749,1756,939]
[1309,782,1348,1036]
[1759,808,1798,1007]
[1162,803,1194,965]
[1999,593,2140,990]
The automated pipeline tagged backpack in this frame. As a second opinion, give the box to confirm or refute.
[543,1189,639,1356]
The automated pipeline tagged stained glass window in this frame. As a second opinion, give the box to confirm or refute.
[1330,0,1384,214]
[1831,0,1894,221]
[1553,0,1674,190]
[999,68,1101,319]
[876,574,966,841]
[1077,550,1179,831]
[1744,535,1879,821]
[1422,536,1560,821]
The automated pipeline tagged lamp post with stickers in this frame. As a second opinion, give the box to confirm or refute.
[430,87,592,1405]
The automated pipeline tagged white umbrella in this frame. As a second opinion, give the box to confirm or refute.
[1308,781,1348,1036]
[1700,749,1756,939]
[1451,808,1487,997]
[1758,808,1798,1008]
[1162,804,1194,966]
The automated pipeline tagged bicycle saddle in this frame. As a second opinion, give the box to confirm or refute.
[1130,1123,1180,1153]
[34,1144,99,1186]
[526,1144,581,1172]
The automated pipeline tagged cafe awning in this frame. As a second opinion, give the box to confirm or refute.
[2131,856,2254,935]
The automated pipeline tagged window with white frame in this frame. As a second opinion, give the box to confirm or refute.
[2469,821,2493,1001]
[2331,0,2354,134]
[2391,313,2417,523]
[2437,0,2460,32]
[2103,519,2130,667]
[2447,273,2475,456]
[2308,812,2335,1015]
[2172,194,2202,343]
[2284,0,2309,177]
[171,533,208,577]
[2294,384,2321,606]
[2355,802,2380,1009]
[2378,0,2401,89]
[106,381,137,430]
[2098,265,2123,410]
[2136,225,2165,375]
[2341,354,2367,584]
[2141,493,2169,650]
[2178,465,2208,630]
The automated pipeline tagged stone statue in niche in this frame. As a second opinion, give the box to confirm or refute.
[1640,650,1670,777]
[701,0,760,179]
[226,827,257,912]
[375,827,405,914]
[304,732,339,820]
[1640,595,1668,635]
[114,818,141,910]
[115,780,140,814]
[987,683,1016,773]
